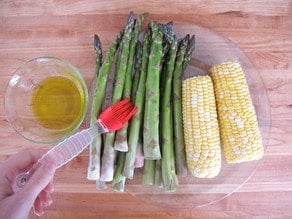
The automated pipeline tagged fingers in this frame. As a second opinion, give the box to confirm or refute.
[26,161,56,198]
[33,190,53,216]
[4,149,47,172]
[2,150,56,217]
[44,179,54,193]
[38,188,53,206]
[33,196,44,216]
[18,161,56,206]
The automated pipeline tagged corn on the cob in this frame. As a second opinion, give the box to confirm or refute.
[182,75,221,178]
[210,61,264,163]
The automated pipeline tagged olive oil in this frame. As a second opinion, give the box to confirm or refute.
[31,76,85,130]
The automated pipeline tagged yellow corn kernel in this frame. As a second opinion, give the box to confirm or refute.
[210,61,264,163]
[182,75,221,178]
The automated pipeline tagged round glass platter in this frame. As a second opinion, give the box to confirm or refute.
[124,23,271,208]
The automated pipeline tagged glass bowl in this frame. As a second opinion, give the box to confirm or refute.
[4,57,88,144]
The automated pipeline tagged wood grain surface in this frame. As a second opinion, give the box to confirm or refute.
[0,1,291,218]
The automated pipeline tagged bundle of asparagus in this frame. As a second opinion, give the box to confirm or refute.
[87,12,195,192]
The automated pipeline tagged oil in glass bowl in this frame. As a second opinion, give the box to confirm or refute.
[31,76,85,130]
[5,57,88,144]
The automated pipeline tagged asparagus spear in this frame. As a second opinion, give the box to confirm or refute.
[87,35,102,180]
[130,42,143,103]
[154,160,163,187]
[161,37,179,191]
[134,139,144,168]
[142,159,156,185]
[158,21,174,46]
[172,35,195,179]
[86,35,103,129]
[114,13,148,152]
[100,12,135,182]
[123,30,150,179]
[143,21,164,160]
[172,35,189,177]
[112,14,148,189]
[182,34,195,70]
[112,152,127,191]
[94,35,103,76]
[87,31,123,180]
[96,179,107,190]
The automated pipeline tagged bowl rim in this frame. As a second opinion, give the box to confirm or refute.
[4,56,89,144]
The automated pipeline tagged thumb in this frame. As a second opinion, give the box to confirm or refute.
[20,161,56,205]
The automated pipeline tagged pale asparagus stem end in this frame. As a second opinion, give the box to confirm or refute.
[134,140,144,168]
[96,179,107,190]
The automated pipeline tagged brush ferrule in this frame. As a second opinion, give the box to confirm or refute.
[96,119,109,133]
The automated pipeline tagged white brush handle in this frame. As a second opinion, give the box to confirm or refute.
[13,126,100,191]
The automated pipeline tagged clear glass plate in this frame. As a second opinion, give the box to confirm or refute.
[125,23,271,208]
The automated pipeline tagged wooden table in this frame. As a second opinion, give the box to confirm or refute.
[0,1,291,218]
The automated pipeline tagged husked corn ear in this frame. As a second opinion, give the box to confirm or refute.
[210,61,264,163]
[182,76,221,178]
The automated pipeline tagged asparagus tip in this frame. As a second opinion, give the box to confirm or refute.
[127,11,135,24]
[94,34,102,51]
[166,21,174,29]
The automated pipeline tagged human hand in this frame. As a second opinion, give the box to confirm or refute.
[0,149,56,218]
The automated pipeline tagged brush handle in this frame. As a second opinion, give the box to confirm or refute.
[13,126,99,191]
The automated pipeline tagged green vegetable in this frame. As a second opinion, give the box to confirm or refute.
[143,21,164,160]
[112,152,127,191]
[87,12,196,191]
[161,36,179,191]
[134,139,144,168]
[172,35,189,177]
[87,32,123,180]
[183,34,195,70]
[154,160,163,187]
[131,41,143,102]
[94,34,103,77]
[123,30,150,179]
[100,12,135,182]
[142,159,156,185]
[114,12,148,152]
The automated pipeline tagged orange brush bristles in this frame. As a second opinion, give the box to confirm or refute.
[98,98,137,131]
